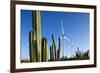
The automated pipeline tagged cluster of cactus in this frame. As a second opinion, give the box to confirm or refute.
[29,11,48,62]
[50,34,61,61]
[29,10,61,62]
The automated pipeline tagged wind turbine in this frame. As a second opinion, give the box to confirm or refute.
[60,20,69,58]
[68,42,74,57]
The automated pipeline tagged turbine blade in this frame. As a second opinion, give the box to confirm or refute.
[64,36,69,41]
[71,43,74,47]
[61,20,64,34]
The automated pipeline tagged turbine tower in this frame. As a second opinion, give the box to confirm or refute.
[60,20,69,58]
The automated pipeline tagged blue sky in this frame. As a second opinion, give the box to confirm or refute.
[21,10,89,60]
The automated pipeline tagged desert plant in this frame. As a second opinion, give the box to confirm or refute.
[32,11,42,62]
[75,47,82,59]
[51,34,57,60]
[50,34,61,61]
[82,50,89,59]
[49,46,52,61]
[50,45,56,61]
[57,37,61,61]
[29,31,37,62]
[41,37,48,62]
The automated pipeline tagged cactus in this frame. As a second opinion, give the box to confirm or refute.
[52,43,56,61]
[50,46,53,61]
[41,37,48,62]
[29,31,33,62]
[29,31,37,62]
[50,35,61,61]
[32,11,42,62]
[49,44,56,61]
[51,34,57,60]
[57,37,60,61]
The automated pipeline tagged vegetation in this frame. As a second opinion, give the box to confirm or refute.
[41,37,48,62]
[59,48,89,61]
[49,34,61,61]
[29,11,48,62]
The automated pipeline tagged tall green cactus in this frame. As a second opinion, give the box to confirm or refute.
[29,31,37,62]
[50,44,55,61]
[51,34,57,60]
[57,37,60,61]
[32,11,42,62]
[50,46,54,61]
[41,37,48,62]
[29,31,33,62]
[52,43,56,61]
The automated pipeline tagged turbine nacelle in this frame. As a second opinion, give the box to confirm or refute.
[61,20,70,41]
[60,35,69,41]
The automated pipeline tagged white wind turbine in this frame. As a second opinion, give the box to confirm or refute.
[60,20,70,58]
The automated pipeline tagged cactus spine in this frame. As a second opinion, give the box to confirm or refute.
[32,11,42,62]
[41,37,48,62]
